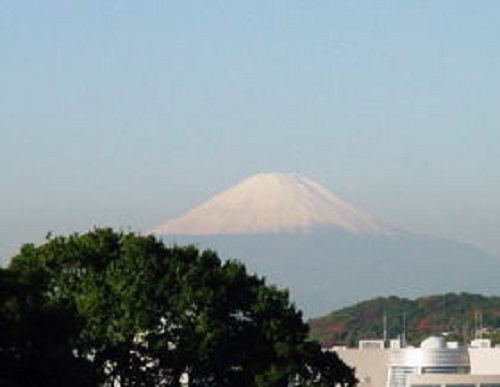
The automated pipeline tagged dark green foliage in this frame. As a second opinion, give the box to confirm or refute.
[1,228,356,387]
[309,293,500,347]
[0,266,98,386]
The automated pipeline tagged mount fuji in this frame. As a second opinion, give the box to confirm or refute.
[153,173,394,236]
[152,173,500,317]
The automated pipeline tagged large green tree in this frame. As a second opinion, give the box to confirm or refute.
[2,228,356,387]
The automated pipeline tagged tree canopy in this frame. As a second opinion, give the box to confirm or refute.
[0,228,356,386]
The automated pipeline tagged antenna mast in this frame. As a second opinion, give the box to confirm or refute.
[402,313,407,347]
[383,309,387,343]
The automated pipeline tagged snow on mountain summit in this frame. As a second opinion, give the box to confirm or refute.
[152,172,393,235]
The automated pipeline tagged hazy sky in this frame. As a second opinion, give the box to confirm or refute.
[2,1,500,261]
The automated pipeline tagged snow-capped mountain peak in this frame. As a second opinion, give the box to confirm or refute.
[152,172,393,235]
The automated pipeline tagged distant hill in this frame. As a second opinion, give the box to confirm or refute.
[309,293,500,347]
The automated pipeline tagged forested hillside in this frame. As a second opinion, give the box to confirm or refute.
[309,293,500,347]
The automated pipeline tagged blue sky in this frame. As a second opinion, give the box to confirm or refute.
[1,1,500,261]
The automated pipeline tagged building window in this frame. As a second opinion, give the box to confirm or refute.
[422,367,470,374]
[388,366,418,387]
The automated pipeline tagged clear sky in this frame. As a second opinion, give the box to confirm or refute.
[2,1,500,261]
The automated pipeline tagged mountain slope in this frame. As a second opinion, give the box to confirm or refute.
[161,232,500,317]
[152,173,393,235]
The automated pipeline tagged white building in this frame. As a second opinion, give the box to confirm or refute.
[334,337,500,387]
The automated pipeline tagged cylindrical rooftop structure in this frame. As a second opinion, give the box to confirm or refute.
[386,336,470,387]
